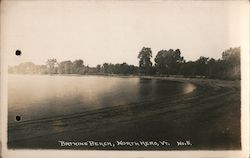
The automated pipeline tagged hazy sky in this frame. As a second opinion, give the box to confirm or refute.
[1,0,247,66]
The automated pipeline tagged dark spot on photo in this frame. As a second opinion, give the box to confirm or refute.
[15,115,21,122]
[15,50,22,56]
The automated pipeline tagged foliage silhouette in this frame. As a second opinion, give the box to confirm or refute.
[8,47,240,80]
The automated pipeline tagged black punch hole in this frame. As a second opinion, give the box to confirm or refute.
[15,50,22,56]
[15,115,21,122]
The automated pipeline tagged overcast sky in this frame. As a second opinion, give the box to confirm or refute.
[1,0,247,67]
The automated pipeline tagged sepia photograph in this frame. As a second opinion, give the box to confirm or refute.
[1,0,249,158]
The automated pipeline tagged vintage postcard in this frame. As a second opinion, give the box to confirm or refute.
[0,0,249,157]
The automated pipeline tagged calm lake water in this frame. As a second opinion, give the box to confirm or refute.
[8,74,195,123]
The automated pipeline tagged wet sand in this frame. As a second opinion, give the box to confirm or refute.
[8,77,241,150]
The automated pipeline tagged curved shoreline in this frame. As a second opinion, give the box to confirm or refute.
[8,74,241,150]
[140,76,240,89]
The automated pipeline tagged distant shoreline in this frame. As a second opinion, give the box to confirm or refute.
[9,73,240,89]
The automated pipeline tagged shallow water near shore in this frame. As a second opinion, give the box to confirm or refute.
[8,74,241,150]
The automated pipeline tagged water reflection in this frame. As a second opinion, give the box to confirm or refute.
[182,82,196,94]
[8,75,195,123]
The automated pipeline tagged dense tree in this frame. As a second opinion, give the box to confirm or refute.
[102,63,112,74]
[207,58,217,78]
[58,61,73,74]
[8,62,47,74]
[155,49,184,75]
[101,62,138,75]
[221,47,240,79]
[72,59,84,74]
[46,59,57,74]
[178,61,196,77]
[96,64,101,73]
[194,56,209,76]
[138,47,153,75]
[177,48,240,79]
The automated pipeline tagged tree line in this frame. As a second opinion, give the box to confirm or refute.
[8,47,240,80]
[137,47,240,80]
